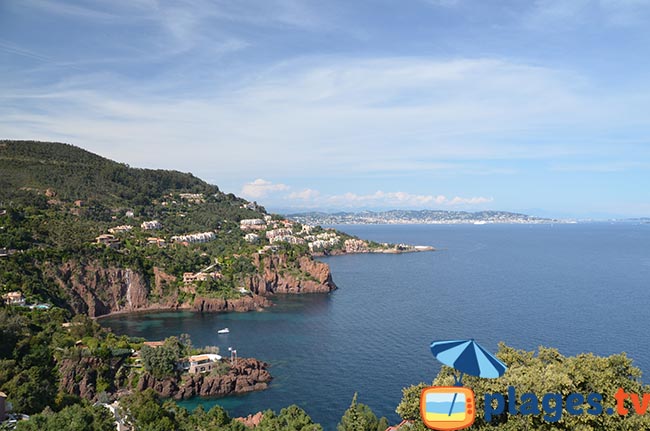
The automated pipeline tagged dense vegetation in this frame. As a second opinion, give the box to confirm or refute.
[396,343,650,430]
[0,140,321,309]
[5,309,648,431]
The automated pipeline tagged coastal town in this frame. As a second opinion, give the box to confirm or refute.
[288,209,562,225]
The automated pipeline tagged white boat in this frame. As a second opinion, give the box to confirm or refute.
[217,328,230,334]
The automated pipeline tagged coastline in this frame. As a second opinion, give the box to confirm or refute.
[96,248,431,320]
[312,245,434,257]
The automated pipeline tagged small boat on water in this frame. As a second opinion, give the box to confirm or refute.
[217,328,230,334]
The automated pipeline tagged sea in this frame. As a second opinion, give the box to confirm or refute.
[101,223,650,429]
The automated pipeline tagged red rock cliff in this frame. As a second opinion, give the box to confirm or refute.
[42,253,335,317]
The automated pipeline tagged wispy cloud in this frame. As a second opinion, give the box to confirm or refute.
[239,181,493,210]
[241,179,290,199]
[5,55,633,179]
[324,191,493,208]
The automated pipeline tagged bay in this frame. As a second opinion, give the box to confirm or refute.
[101,223,650,429]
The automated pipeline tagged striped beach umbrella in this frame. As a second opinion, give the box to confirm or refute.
[430,339,507,384]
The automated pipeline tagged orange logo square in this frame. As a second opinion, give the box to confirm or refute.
[420,386,476,430]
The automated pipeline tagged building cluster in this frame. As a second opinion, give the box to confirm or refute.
[171,231,216,244]
[182,271,222,285]
[344,238,369,253]
[141,220,162,230]
[240,219,266,231]
[305,231,341,252]
[108,225,133,234]
[241,218,350,253]
[179,193,205,203]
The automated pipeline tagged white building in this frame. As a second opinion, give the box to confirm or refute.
[141,220,162,230]
[240,219,266,231]
[244,233,260,243]
[171,231,216,244]
[108,225,133,234]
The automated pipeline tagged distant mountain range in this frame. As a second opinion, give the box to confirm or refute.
[287,210,561,225]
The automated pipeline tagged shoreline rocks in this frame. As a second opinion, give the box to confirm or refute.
[135,357,272,400]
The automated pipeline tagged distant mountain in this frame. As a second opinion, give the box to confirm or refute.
[287,209,557,225]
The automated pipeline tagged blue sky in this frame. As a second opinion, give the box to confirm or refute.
[1,0,650,217]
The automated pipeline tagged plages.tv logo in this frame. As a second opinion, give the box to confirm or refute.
[420,339,507,431]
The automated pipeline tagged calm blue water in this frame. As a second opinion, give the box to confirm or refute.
[101,223,650,429]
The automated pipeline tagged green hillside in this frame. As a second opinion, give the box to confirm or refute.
[0,140,228,207]
[0,140,339,313]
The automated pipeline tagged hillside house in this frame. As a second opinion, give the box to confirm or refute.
[240,219,266,231]
[96,234,120,249]
[147,237,166,247]
[182,271,222,285]
[171,231,215,244]
[178,354,222,374]
[142,341,165,348]
[244,233,260,243]
[179,193,204,203]
[265,228,292,240]
[2,291,25,306]
[141,220,162,230]
[108,225,133,234]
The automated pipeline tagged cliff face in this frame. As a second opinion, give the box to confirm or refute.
[247,254,337,294]
[135,358,272,400]
[42,253,335,317]
[58,355,127,400]
[45,261,179,317]
[58,355,271,401]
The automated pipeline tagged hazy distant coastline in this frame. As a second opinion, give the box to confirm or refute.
[287,210,564,225]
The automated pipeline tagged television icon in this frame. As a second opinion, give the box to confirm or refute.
[420,386,475,431]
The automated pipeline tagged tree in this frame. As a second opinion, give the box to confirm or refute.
[140,336,182,379]
[15,403,115,431]
[120,389,178,431]
[338,393,388,431]
[396,343,650,430]
[257,405,323,431]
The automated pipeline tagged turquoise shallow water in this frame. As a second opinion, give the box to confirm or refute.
[101,223,650,429]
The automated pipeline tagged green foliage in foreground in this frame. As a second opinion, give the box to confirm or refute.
[396,343,650,430]
[338,393,389,431]
[120,390,321,431]
[15,403,115,431]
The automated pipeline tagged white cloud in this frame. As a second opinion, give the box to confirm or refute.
[285,189,493,209]
[2,54,649,188]
[239,180,493,210]
[240,179,289,199]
